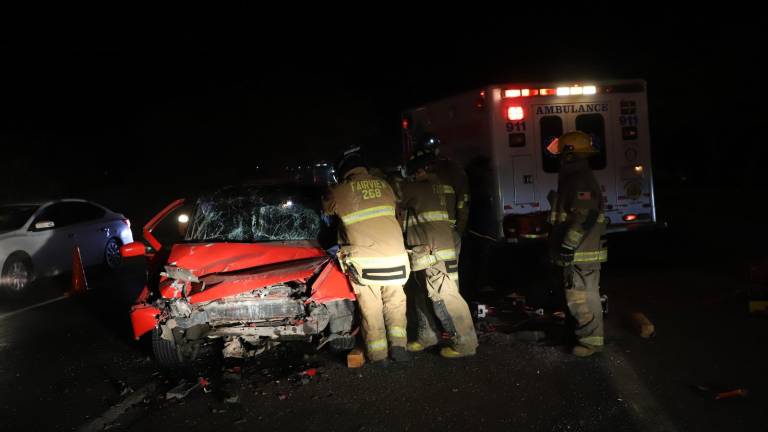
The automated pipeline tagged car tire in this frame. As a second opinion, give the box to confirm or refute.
[152,327,200,367]
[104,238,122,270]
[2,254,33,298]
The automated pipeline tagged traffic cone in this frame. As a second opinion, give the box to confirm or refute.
[69,246,89,296]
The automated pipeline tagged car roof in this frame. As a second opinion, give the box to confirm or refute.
[0,199,108,209]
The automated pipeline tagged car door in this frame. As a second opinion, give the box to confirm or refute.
[67,202,111,267]
[28,203,77,276]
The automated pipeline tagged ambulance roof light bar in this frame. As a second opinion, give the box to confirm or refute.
[504,84,597,98]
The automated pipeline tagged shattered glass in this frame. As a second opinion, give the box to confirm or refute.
[186,185,322,242]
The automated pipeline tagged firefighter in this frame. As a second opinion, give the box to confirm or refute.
[323,146,412,363]
[400,151,478,358]
[546,131,608,357]
[418,134,470,285]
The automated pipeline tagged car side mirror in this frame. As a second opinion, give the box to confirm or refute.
[120,241,147,258]
[34,220,55,230]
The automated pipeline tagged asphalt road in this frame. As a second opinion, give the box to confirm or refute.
[1,228,766,432]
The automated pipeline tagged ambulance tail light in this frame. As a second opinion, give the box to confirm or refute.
[623,214,637,222]
[507,106,525,121]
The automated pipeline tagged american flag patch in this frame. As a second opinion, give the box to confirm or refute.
[577,191,592,200]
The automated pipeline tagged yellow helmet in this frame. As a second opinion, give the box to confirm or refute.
[547,131,596,156]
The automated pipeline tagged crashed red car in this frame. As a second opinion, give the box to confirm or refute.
[122,184,356,365]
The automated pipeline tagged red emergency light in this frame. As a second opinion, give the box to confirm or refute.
[539,88,556,96]
[507,106,524,121]
[401,118,409,129]
[623,214,638,222]
[504,88,538,98]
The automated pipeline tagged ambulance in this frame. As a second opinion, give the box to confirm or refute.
[402,79,656,241]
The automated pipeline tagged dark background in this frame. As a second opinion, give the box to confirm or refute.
[1,10,764,222]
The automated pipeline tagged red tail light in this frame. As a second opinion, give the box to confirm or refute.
[623,214,637,222]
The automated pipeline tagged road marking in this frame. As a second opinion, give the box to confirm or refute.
[77,383,157,432]
[606,347,679,432]
[0,295,69,321]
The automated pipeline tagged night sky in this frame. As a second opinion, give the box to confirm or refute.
[1,10,764,219]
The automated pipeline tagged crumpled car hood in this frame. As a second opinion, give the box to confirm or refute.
[167,241,328,278]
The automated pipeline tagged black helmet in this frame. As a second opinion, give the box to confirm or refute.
[334,146,366,179]
[406,149,435,176]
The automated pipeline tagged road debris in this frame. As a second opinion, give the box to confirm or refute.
[166,377,209,400]
[628,312,655,338]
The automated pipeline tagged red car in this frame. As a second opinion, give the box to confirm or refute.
[122,184,356,365]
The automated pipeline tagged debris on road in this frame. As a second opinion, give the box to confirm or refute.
[166,377,209,400]
[693,384,749,400]
[715,388,749,400]
[628,312,655,338]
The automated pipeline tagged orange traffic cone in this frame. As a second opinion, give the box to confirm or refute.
[69,246,89,296]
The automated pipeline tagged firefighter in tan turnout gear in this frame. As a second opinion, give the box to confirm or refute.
[547,131,608,357]
[418,135,470,283]
[400,152,478,358]
[323,147,412,363]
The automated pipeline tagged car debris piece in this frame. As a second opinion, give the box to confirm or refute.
[166,380,199,400]
[693,384,749,400]
[166,377,209,400]
[629,312,655,338]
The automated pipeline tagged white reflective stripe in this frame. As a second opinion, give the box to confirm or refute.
[566,229,584,245]
[341,205,396,225]
[442,185,455,194]
[448,273,459,281]
[520,233,547,239]
[456,201,465,209]
[367,338,388,352]
[412,254,438,270]
[573,250,608,263]
[408,211,450,226]
[579,336,604,346]
[388,326,407,338]
[434,248,457,261]
[348,253,409,267]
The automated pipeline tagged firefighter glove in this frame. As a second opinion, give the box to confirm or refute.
[559,244,575,265]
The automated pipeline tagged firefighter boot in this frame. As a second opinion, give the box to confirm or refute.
[572,343,603,357]
[390,346,412,362]
[406,341,432,352]
[440,346,476,359]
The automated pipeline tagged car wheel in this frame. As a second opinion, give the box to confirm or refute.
[2,255,32,297]
[104,238,122,270]
[152,327,199,367]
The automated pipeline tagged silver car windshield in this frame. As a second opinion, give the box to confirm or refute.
[185,186,322,242]
[0,205,39,231]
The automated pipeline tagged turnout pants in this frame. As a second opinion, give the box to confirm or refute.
[352,283,408,361]
[563,263,604,348]
[411,261,478,354]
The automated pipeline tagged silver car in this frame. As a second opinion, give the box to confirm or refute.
[0,199,133,296]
